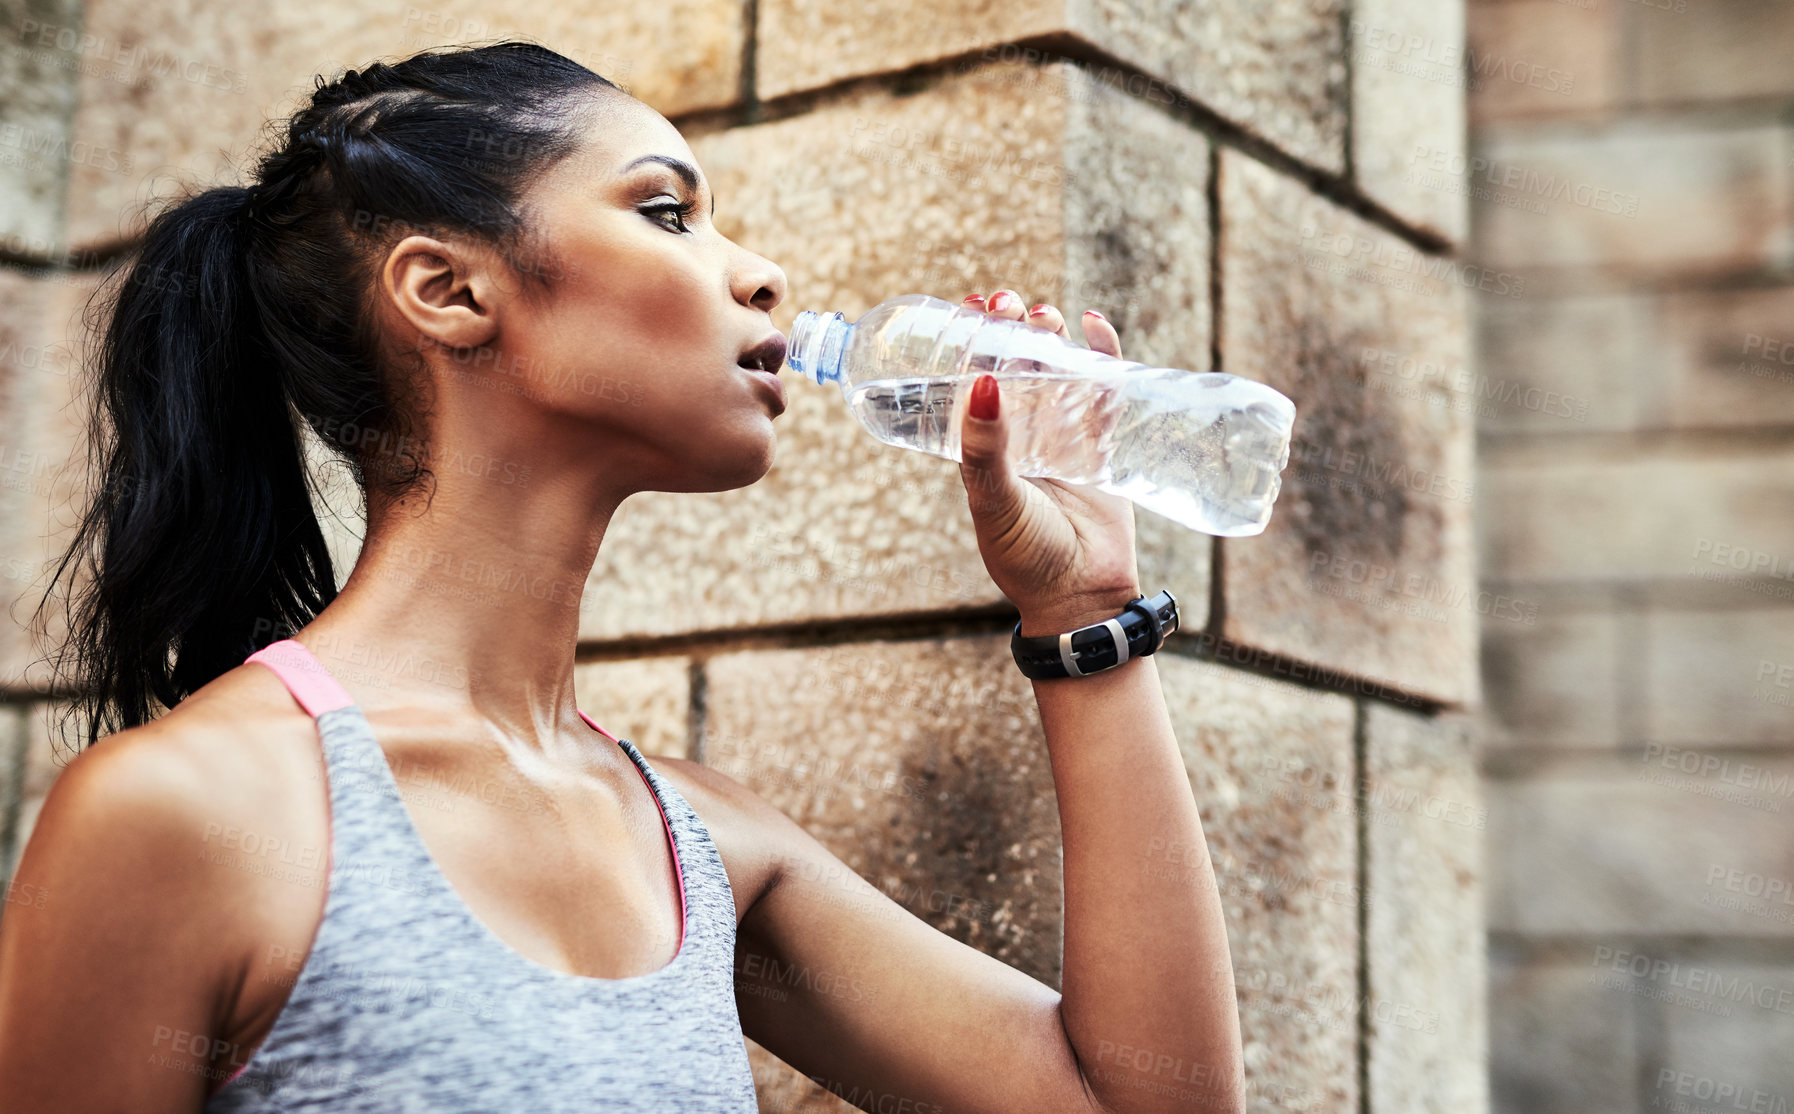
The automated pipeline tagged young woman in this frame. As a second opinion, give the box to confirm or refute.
[0,41,1242,1113]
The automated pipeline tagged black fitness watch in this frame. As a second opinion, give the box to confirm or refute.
[1010,589,1179,680]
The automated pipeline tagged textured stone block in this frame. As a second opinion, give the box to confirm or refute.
[1632,0,1794,107]
[4,702,67,881]
[1480,447,1794,586]
[1217,149,1476,706]
[1073,0,1348,172]
[572,654,693,760]
[1363,705,1486,1114]
[1477,283,1794,435]
[707,645,1360,1114]
[0,0,82,257]
[704,634,1062,1112]
[1474,292,1654,434]
[0,268,96,697]
[580,62,1211,644]
[1472,122,1794,280]
[755,0,1060,103]
[1486,759,1794,936]
[1655,285,1794,430]
[1644,610,1794,749]
[757,0,1348,172]
[1481,610,1618,751]
[1348,0,1469,241]
[63,0,742,248]
[1465,0,1618,122]
[1156,657,1358,1114]
[704,635,1058,978]
[0,270,53,694]
[1654,965,1794,1111]
[1488,952,1638,1114]
[0,703,25,886]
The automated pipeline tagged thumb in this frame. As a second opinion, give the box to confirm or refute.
[959,373,1027,538]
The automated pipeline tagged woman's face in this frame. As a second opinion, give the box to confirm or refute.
[422,94,791,498]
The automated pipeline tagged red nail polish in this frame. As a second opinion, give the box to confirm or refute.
[968,373,999,421]
[964,294,985,304]
[989,292,1013,312]
[1028,304,1049,316]
[1084,309,1106,321]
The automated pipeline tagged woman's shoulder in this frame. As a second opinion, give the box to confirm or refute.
[640,752,801,918]
[4,662,328,1029]
[38,661,319,830]
[65,661,327,813]
[21,663,328,926]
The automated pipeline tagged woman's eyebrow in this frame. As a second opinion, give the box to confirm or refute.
[618,153,714,215]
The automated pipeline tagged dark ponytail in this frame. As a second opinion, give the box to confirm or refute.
[36,41,620,748]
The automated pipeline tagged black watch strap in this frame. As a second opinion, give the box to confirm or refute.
[1010,589,1179,680]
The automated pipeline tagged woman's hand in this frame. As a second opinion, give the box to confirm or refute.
[956,289,1144,638]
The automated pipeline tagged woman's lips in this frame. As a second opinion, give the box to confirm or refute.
[744,365,787,414]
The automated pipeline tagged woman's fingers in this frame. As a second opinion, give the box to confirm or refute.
[1080,310,1123,360]
[984,289,1028,323]
[1024,303,1070,340]
[961,291,1116,357]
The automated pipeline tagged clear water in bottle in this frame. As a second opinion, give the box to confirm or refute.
[787,294,1296,537]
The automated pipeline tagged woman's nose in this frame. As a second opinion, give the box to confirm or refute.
[735,253,787,314]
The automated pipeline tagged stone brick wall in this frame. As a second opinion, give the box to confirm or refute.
[0,2,1482,1111]
[1466,1,1794,1110]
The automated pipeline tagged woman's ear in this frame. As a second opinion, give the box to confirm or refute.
[378,234,504,350]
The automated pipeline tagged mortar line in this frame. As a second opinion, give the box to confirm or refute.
[1353,698,1372,1114]
[738,0,761,127]
[688,657,709,764]
[4,29,1464,274]
[731,34,1453,256]
[6,613,1456,715]
[1338,0,1358,187]
[1205,139,1227,653]
[0,708,29,890]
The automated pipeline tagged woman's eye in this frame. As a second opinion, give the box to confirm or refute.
[643,203,690,233]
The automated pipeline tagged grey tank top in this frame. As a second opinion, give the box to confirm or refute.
[206,638,759,1112]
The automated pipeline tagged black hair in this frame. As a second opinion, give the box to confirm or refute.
[33,40,621,748]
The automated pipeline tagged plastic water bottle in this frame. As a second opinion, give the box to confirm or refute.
[786,293,1296,537]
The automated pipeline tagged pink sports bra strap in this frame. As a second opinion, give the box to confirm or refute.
[244,638,356,717]
[577,709,620,744]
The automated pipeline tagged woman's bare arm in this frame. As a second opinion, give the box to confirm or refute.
[710,640,1241,1114]
[1028,613,1244,1114]
[0,727,254,1113]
